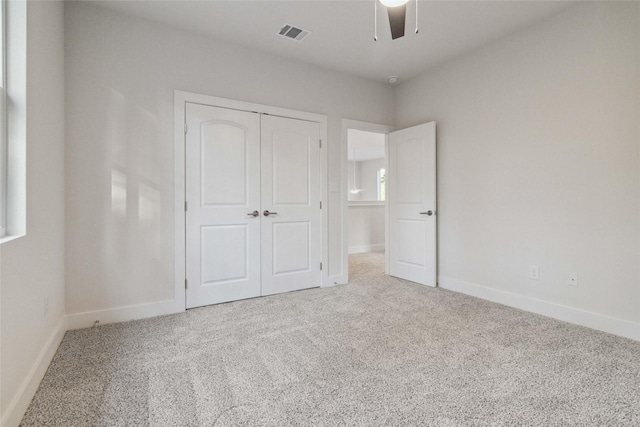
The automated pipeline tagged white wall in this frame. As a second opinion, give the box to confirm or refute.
[359,158,385,202]
[348,205,385,254]
[64,2,394,317]
[1,1,66,425]
[347,157,386,254]
[395,2,640,332]
[347,160,362,201]
[348,158,384,202]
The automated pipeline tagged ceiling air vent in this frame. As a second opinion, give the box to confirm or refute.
[278,24,311,42]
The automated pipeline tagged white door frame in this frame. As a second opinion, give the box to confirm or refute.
[174,90,329,310]
[340,119,393,284]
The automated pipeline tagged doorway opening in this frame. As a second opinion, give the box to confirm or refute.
[347,128,388,280]
[341,119,437,288]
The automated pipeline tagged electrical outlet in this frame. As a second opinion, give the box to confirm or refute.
[529,265,539,280]
[43,297,49,318]
[568,272,578,287]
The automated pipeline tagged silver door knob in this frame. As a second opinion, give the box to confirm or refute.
[263,210,278,217]
[420,210,434,216]
[247,210,259,217]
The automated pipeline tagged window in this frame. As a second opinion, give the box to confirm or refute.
[377,167,385,201]
[0,0,6,237]
[1,0,26,241]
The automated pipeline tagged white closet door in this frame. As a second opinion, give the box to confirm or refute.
[185,103,261,308]
[260,115,322,295]
[388,122,437,286]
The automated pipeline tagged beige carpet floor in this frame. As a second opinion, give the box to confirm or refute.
[21,251,640,426]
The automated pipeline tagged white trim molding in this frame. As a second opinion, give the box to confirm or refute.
[1,0,27,242]
[1,317,67,427]
[348,244,385,255]
[439,276,640,342]
[66,299,184,330]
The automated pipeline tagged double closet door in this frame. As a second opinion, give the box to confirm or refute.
[185,103,321,309]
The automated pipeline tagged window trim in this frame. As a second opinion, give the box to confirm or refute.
[0,0,6,238]
[1,0,27,244]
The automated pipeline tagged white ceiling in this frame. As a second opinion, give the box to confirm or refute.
[90,0,573,84]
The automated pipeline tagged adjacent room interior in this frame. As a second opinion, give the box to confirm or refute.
[347,128,387,269]
[1,1,639,425]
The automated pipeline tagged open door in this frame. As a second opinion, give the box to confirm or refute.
[388,122,437,286]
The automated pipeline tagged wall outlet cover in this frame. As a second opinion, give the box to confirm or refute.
[529,265,539,280]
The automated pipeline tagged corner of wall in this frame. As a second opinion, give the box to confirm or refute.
[439,276,640,342]
[1,316,67,427]
[1,1,67,424]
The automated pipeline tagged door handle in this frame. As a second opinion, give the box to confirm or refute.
[420,210,434,216]
[263,210,278,217]
[247,210,259,217]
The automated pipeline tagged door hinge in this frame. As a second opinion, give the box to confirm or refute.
[320,262,323,271]
[319,139,322,148]
[320,201,322,209]
[185,279,188,289]
[185,201,188,211]
[184,123,188,134]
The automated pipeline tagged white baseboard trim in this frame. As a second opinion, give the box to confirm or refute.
[326,274,348,286]
[66,299,184,330]
[348,244,384,255]
[1,316,67,427]
[438,276,640,341]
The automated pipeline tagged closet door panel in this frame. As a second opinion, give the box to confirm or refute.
[261,115,322,296]
[185,103,261,308]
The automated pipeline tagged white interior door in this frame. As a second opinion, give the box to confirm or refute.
[185,103,261,308]
[260,115,322,295]
[388,122,437,286]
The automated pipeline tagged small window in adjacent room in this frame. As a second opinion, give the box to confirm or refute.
[377,167,385,201]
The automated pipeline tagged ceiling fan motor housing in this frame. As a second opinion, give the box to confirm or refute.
[387,3,407,40]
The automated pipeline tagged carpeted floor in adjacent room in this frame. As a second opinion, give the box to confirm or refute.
[21,251,640,426]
